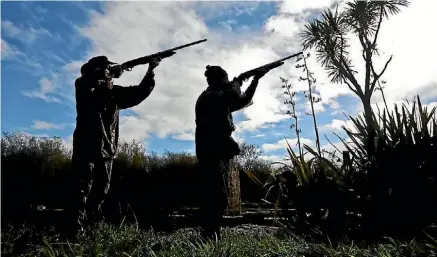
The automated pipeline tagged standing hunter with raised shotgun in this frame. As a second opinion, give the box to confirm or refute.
[66,54,166,239]
[65,39,207,239]
[194,52,301,241]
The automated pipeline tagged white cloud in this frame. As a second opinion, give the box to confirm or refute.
[321,118,356,133]
[173,132,195,141]
[63,1,303,143]
[62,61,83,74]
[190,1,260,20]
[278,0,338,14]
[260,154,288,163]
[21,78,62,103]
[31,120,65,130]
[1,20,52,43]
[264,15,301,38]
[1,39,24,60]
[304,99,325,114]
[369,2,437,105]
[262,137,314,153]
[30,0,437,147]
[118,115,152,145]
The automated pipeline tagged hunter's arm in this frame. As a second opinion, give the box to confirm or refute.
[75,77,105,112]
[227,76,260,112]
[115,70,156,109]
[75,78,88,113]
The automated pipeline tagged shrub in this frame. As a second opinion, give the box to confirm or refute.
[267,94,437,240]
[339,95,437,237]
[1,132,273,228]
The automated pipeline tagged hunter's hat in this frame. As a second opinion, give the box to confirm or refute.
[80,63,91,75]
[87,56,117,68]
[204,65,228,79]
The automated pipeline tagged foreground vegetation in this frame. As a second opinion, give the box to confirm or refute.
[263,0,437,241]
[2,0,437,255]
[1,132,273,229]
[2,223,437,257]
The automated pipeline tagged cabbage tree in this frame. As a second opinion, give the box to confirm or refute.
[300,0,409,159]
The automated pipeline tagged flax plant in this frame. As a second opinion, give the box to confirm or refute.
[280,77,303,158]
[297,53,322,157]
[337,95,437,170]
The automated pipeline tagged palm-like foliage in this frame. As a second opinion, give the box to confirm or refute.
[300,0,410,159]
[301,0,409,91]
[301,9,353,85]
[345,1,409,37]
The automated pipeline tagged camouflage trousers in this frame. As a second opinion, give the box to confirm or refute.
[198,157,233,240]
[65,156,113,236]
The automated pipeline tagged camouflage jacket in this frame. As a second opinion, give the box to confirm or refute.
[195,81,254,160]
[72,72,155,161]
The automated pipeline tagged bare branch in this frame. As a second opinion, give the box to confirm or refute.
[370,59,378,78]
[370,55,393,93]
[344,80,360,96]
[378,55,393,77]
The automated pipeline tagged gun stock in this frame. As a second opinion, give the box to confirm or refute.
[237,52,303,82]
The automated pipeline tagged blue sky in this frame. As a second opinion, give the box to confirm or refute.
[2,2,96,133]
[2,1,437,161]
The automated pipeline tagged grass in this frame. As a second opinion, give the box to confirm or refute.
[2,223,436,257]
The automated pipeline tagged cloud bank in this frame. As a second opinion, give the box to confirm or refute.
[3,1,437,161]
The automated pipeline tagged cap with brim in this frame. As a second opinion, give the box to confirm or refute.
[87,56,116,67]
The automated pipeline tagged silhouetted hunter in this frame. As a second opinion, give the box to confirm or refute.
[67,52,174,237]
[194,51,302,240]
[194,65,272,240]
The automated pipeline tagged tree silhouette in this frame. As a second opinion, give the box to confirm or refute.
[300,0,409,160]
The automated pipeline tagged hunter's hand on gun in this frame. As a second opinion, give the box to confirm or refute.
[147,57,161,73]
[233,65,275,84]
[254,65,276,80]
